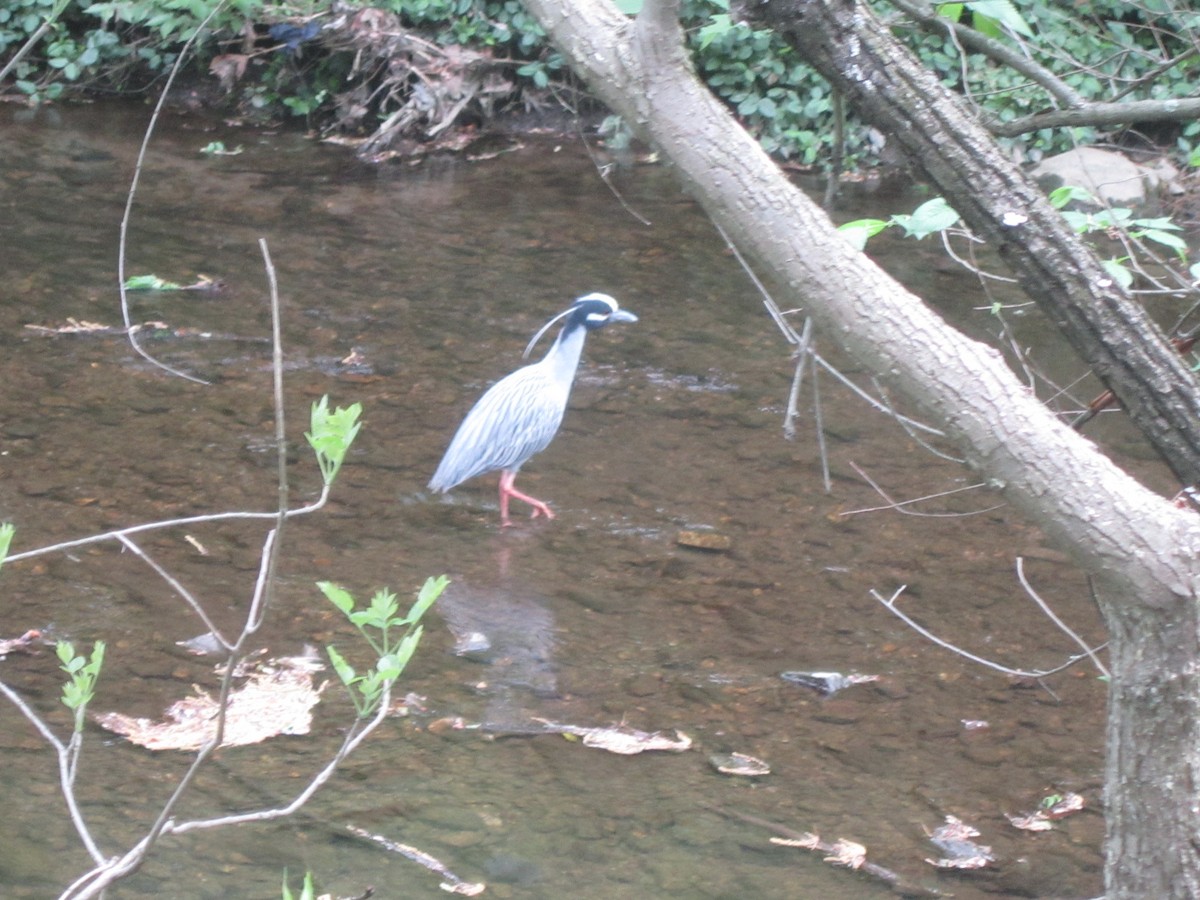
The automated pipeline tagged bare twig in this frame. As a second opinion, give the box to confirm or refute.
[782,316,814,440]
[889,0,1085,109]
[872,585,1106,679]
[0,681,106,866]
[1016,557,1110,678]
[843,460,1002,518]
[0,3,67,84]
[345,823,485,895]
[575,117,652,226]
[117,3,227,385]
[3,495,331,567]
[811,354,832,493]
[115,534,231,649]
[812,354,944,436]
[867,375,964,462]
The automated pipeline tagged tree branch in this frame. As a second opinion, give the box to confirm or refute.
[886,0,1085,109]
[990,95,1200,137]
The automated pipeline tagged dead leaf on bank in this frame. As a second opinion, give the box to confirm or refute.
[209,53,249,92]
[95,653,326,750]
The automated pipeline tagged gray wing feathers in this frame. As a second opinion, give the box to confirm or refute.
[428,364,568,492]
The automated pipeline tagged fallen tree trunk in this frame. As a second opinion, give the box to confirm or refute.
[520,0,1200,895]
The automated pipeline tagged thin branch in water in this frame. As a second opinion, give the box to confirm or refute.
[843,460,1003,518]
[938,228,1018,284]
[867,375,963,461]
[0,680,106,865]
[574,117,652,226]
[63,239,319,896]
[117,3,227,385]
[3,494,331,567]
[254,237,289,634]
[1016,557,1109,679]
[782,316,814,439]
[711,220,801,345]
[812,353,944,436]
[811,354,832,493]
[173,682,393,835]
[115,534,232,650]
[872,585,1105,679]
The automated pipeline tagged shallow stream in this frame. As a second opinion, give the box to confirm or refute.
[0,102,1143,899]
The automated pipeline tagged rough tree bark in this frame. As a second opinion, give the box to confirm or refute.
[519,0,1200,896]
[750,0,1200,491]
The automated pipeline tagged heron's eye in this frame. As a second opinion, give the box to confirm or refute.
[586,312,609,324]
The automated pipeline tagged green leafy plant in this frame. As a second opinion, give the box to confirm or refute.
[843,187,1197,304]
[5,0,1194,167]
[1046,185,1191,288]
[56,640,106,733]
[320,575,448,718]
[936,0,1033,39]
[281,869,316,900]
[838,197,961,249]
[305,397,362,487]
[0,522,14,572]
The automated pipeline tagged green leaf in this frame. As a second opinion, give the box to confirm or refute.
[1128,216,1181,232]
[0,522,14,572]
[406,574,448,624]
[392,625,423,673]
[964,0,1033,37]
[1137,228,1189,257]
[1047,185,1097,209]
[698,14,733,51]
[838,218,890,250]
[56,641,76,666]
[326,645,357,686]
[368,588,400,625]
[935,3,964,21]
[376,652,403,682]
[1059,209,1092,233]
[892,197,960,239]
[306,396,363,485]
[1102,258,1133,289]
[318,581,355,616]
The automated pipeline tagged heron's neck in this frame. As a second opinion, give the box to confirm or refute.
[542,320,588,385]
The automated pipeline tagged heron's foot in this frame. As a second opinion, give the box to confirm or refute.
[501,482,554,523]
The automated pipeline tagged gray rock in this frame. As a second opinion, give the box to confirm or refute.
[1031,147,1177,205]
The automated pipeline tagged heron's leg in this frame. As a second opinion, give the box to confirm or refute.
[498,470,554,525]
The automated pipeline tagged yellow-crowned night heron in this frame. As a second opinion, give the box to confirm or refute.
[429,292,637,525]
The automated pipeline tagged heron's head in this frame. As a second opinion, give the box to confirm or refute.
[570,292,639,330]
[523,292,638,358]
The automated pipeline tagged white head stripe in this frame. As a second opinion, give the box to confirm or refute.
[578,291,618,312]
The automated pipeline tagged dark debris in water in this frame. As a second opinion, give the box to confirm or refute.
[780,670,879,696]
[925,816,994,870]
